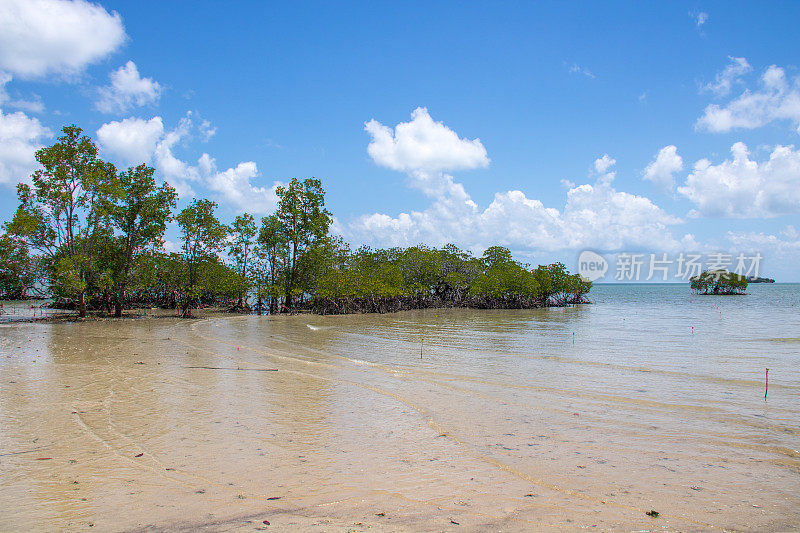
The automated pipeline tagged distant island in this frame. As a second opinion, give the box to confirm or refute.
[747,276,775,283]
[690,270,748,295]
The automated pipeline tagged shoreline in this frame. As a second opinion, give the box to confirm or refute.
[0,306,249,324]
[1,297,592,325]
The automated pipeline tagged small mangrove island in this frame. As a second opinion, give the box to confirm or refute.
[0,125,591,318]
[747,276,775,283]
[690,269,748,295]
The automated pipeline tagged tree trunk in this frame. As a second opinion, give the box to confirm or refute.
[78,291,87,318]
[114,284,124,318]
[285,292,292,311]
[181,291,192,318]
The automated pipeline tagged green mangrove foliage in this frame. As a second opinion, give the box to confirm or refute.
[1,123,592,316]
[228,213,257,311]
[275,177,332,310]
[252,213,286,315]
[690,270,748,295]
[310,243,591,314]
[175,199,228,317]
[6,125,113,316]
[100,163,177,317]
[0,232,42,299]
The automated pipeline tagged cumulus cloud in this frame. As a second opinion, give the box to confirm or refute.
[594,154,616,174]
[484,179,682,251]
[95,112,275,210]
[696,63,800,133]
[152,114,201,196]
[345,173,684,254]
[591,154,618,187]
[96,61,162,113]
[0,108,51,185]
[204,157,279,215]
[643,145,683,191]
[97,116,164,167]
[702,57,751,97]
[365,107,489,174]
[678,142,800,218]
[349,110,685,254]
[0,0,126,79]
[96,112,200,196]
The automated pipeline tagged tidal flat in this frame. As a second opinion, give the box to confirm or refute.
[1,284,799,531]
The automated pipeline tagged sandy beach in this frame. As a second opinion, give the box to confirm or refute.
[2,294,799,531]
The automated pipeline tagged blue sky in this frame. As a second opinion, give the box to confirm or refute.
[1,1,799,280]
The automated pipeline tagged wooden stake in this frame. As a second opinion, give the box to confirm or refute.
[420,336,423,359]
[765,368,769,401]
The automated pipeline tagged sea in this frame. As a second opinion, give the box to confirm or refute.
[1,283,798,529]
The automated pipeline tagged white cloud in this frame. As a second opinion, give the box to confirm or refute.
[162,239,179,253]
[568,63,595,79]
[594,154,616,174]
[695,11,708,27]
[484,179,682,251]
[95,112,276,210]
[152,114,200,196]
[199,119,216,142]
[97,116,164,167]
[0,72,9,103]
[350,110,685,254]
[204,157,279,215]
[365,107,489,174]
[0,0,126,79]
[0,108,51,185]
[643,145,683,191]
[96,112,199,196]
[726,226,800,280]
[6,95,45,114]
[702,57,751,97]
[345,174,684,254]
[96,61,162,114]
[0,72,44,113]
[678,142,800,218]
[727,225,800,253]
[697,64,800,133]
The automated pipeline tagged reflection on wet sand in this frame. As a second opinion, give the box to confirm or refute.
[1,296,799,531]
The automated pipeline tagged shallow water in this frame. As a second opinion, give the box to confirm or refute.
[0,300,70,322]
[1,284,799,531]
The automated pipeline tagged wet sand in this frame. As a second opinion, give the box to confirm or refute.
[1,303,799,531]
